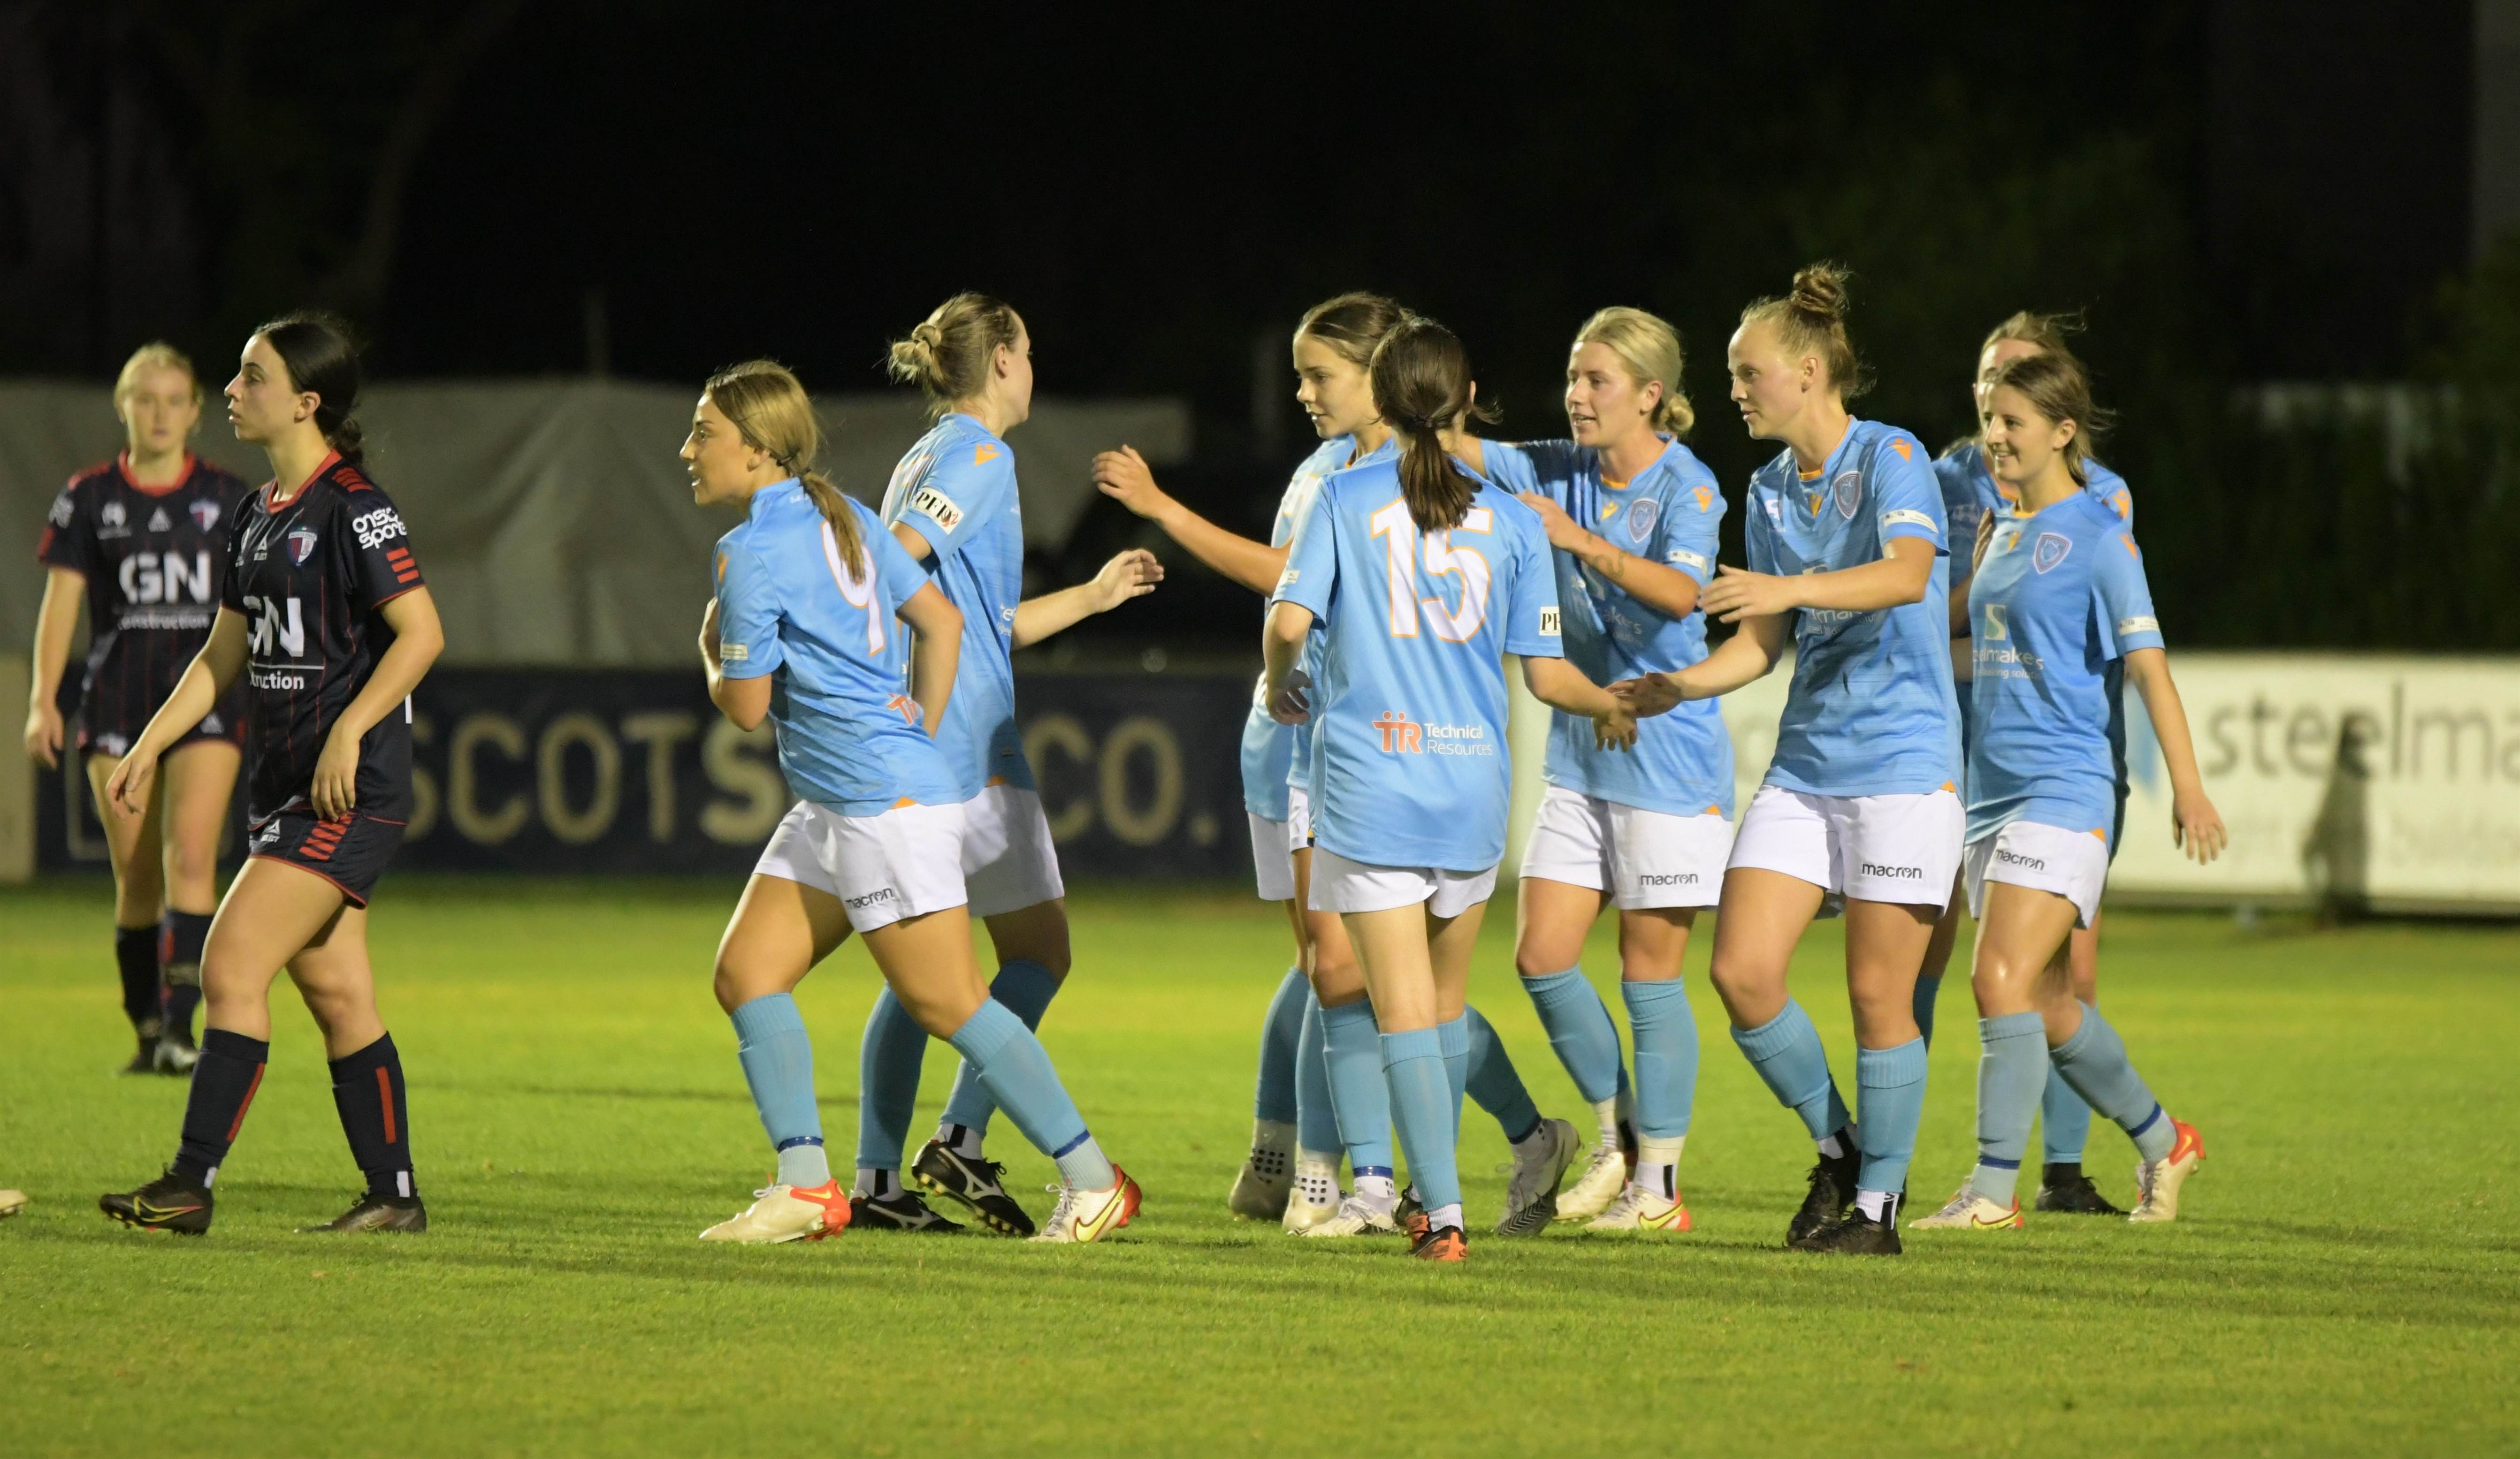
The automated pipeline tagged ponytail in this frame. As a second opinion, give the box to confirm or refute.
[1739,261,1873,402]
[703,360,866,572]
[1368,317,1494,532]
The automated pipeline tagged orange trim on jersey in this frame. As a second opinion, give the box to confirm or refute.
[1889,437,1914,461]
[265,450,342,509]
[1797,466,1824,481]
[985,775,1008,787]
[2089,828,2109,840]
[1941,781,1956,793]
[892,796,920,808]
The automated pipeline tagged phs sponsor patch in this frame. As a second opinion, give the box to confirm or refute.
[1538,606,1561,637]
[1880,508,1936,534]
[2116,615,2159,636]
[910,486,963,532]
[719,641,749,663]
[1667,547,1708,571]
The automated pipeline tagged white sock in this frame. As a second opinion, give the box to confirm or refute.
[1248,1118,1295,1178]
[1292,1153,1339,1208]
[1855,1187,1897,1222]
[853,1166,897,1199]
[1427,1201,1465,1233]
[1592,1096,1621,1147]
[1817,1123,1858,1160]
[1353,1174,1398,1212]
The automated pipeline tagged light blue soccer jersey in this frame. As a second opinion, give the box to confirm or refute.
[1240,434,1355,821]
[1273,456,1564,872]
[878,413,1031,799]
[713,481,962,816]
[1964,491,2162,844]
[1279,437,1399,805]
[1743,419,1961,797]
[1483,437,1734,819]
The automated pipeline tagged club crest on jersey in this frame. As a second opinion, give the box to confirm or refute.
[1832,470,1863,520]
[146,507,172,534]
[1624,497,1659,540]
[2032,532,2072,574]
[286,525,319,565]
[190,500,221,532]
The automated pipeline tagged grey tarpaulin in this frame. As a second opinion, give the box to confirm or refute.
[0,379,1188,666]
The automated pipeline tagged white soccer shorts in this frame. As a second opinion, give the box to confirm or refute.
[1963,819,2111,928]
[1248,812,1296,902]
[1519,785,1733,910]
[1308,846,1499,919]
[755,798,969,934]
[1726,784,1964,914]
[960,782,1066,918]
[1285,782,1314,848]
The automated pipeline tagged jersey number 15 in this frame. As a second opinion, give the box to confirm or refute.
[1370,499,1492,643]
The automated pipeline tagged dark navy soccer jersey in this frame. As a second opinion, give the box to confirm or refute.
[221,453,427,824]
[35,453,251,755]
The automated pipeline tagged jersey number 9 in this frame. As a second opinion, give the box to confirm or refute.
[820,522,886,655]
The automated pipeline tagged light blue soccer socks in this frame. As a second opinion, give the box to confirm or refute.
[729,993,830,1190]
[1254,967,1307,1125]
[1854,1038,1929,1207]
[1381,1026,1460,1219]
[1436,1015,1470,1140]
[1969,1011,2048,1205]
[937,959,1061,1147]
[1522,967,1624,1105]
[1912,972,1943,1047]
[2041,1064,2096,1165]
[855,986,926,1176]
[1295,992,1341,1156]
[1319,997,1396,1176]
[1732,1000,1852,1144]
[947,998,1114,1191]
[2048,1003,2176,1164]
[1621,979,1697,1141]
[1463,1006,1542,1144]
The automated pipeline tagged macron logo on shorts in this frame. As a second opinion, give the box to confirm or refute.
[845,887,897,910]
[1635,871,1699,887]
[1860,861,1924,880]
[910,486,963,532]
[1995,848,2047,871]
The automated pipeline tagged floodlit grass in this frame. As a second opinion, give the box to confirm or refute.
[3,876,2515,1456]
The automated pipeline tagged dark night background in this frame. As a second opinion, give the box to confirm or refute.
[4,0,2514,651]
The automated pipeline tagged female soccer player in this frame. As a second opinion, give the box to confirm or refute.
[98,313,445,1235]
[1910,350,2216,1231]
[1094,296,1566,1238]
[1617,263,1958,1256]
[1477,307,1733,1233]
[687,361,1139,1245]
[1265,318,1633,1261]
[26,343,247,1074]
[853,293,1164,1236]
[1915,312,2135,1215]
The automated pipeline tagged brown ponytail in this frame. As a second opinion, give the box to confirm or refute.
[1368,317,1495,532]
[703,359,865,572]
[1740,261,1873,401]
[886,293,1024,418]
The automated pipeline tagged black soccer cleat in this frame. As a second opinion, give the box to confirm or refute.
[1791,1205,1904,1256]
[850,1185,966,1233]
[2035,1165,2127,1216]
[298,1193,428,1233]
[119,1032,176,1077]
[100,1168,214,1235]
[912,1140,1035,1237]
[1787,1139,1862,1246]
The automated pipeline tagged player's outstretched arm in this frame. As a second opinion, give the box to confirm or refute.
[2123,646,2227,864]
[1093,446,1284,594]
[1616,610,1789,717]
[309,587,445,821]
[22,567,83,769]
[898,581,963,736]
[1700,535,1936,624]
[1523,655,1635,750]
[1010,548,1164,649]
[107,607,250,815]
[1514,491,1702,619]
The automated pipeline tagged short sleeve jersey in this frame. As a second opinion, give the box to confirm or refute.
[35,454,250,735]
[1743,419,1961,797]
[1272,457,1563,872]
[1238,434,1353,821]
[713,481,961,817]
[878,413,1029,800]
[221,455,426,824]
[1484,437,1734,819]
[1964,491,2162,844]
[1934,442,2132,571]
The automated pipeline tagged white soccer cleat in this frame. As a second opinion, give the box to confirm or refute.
[1227,1121,1294,1221]
[1908,1186,2024,1231]
[1496,1117,1583,1235]
[2128,1118,2205,1223]
[698,1180,852,1243]
[1584,1181,1693,1233]
[1300,1191,1404,1238]
[1553,1140,1629,1223]
[1031,1167,1143,1244]
[1281,1155,1344,1233]
[0,1188,26,1217]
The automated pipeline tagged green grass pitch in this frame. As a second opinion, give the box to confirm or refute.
[3,876,2515,1456]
